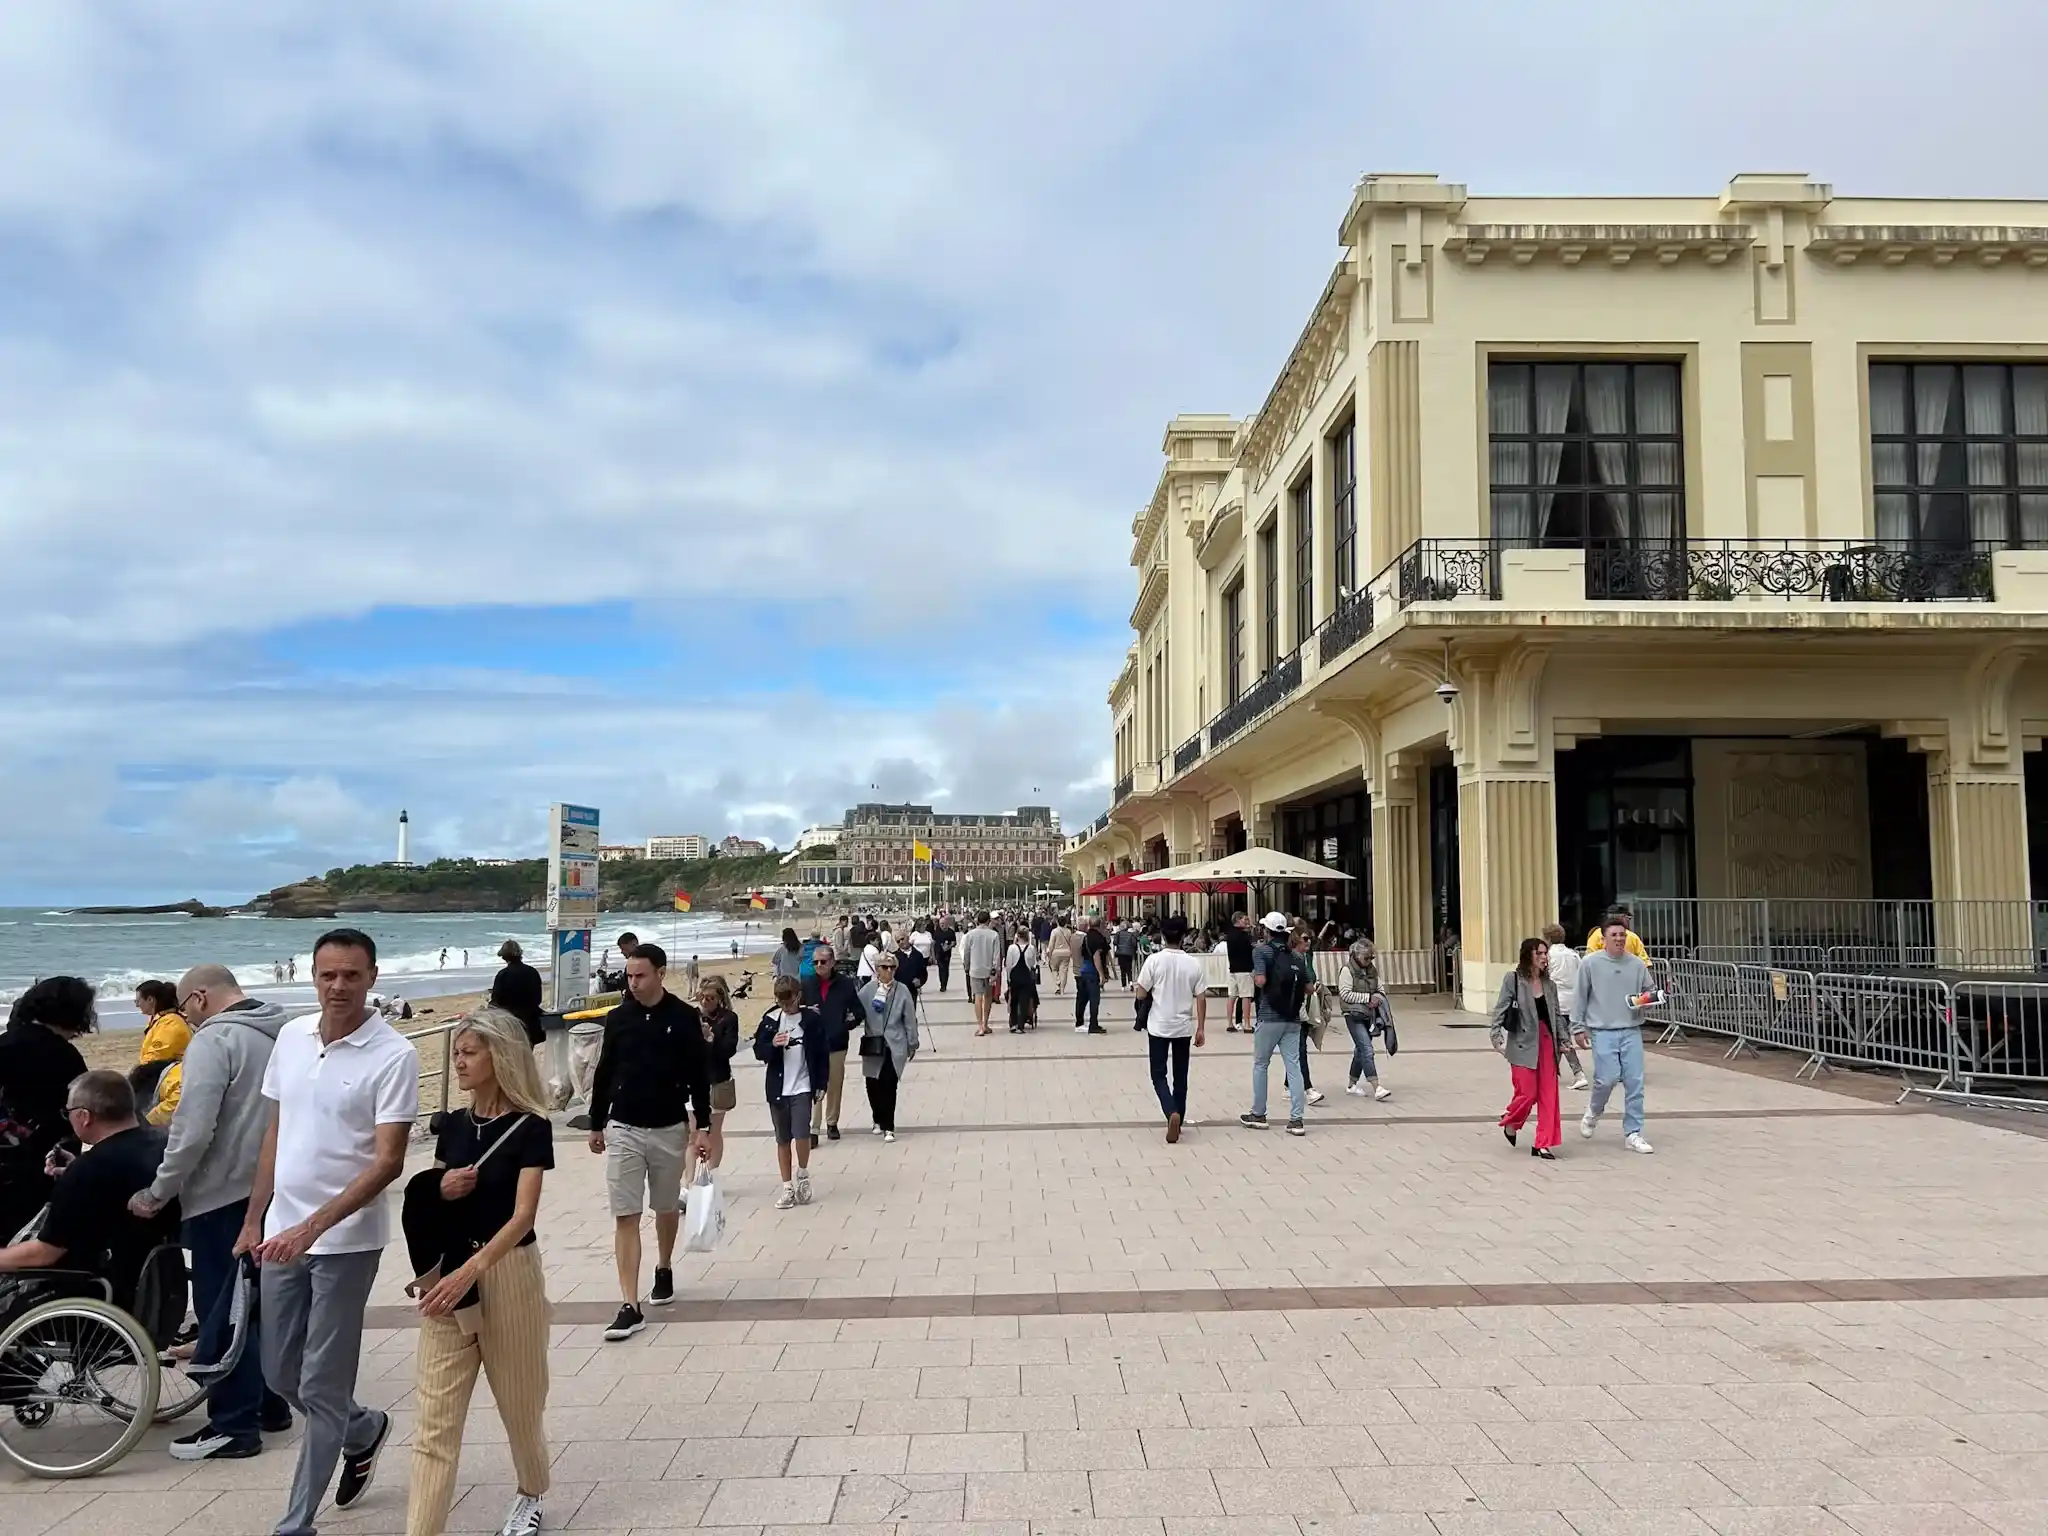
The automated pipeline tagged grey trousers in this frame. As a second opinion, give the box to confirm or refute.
[261,1249,385,1536]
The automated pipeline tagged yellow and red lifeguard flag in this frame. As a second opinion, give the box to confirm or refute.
[913,839,933,863]
[673,890,692,912]
[749,892,768,910]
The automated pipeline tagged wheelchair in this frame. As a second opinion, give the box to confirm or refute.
[0,1218,237,1479]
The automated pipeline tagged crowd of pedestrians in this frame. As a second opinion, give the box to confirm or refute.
[0,894,1671,1535]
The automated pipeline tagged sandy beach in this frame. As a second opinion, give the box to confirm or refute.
[78,950,772,1116]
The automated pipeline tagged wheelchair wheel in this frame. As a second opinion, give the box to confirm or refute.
[152,1353,209,1425]
[0,1298,159,1478]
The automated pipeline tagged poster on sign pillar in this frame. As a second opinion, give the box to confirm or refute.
[547,804,599,1010]
[553,928,592,1011]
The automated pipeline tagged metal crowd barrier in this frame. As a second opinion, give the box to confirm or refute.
[1949,979,2048,1093]
[1649,957,1984,1093]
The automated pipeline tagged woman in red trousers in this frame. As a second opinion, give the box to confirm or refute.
[1491,936,1576,1160]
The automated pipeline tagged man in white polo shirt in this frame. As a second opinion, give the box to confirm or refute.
[237,928,418,1536]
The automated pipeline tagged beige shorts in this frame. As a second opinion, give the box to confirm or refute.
[1229,973,1255,999]
[606,1121,688,1217]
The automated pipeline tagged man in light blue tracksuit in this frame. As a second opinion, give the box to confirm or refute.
[1577,914,1656,1154]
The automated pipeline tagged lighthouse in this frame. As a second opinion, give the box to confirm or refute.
[397,809,412,867]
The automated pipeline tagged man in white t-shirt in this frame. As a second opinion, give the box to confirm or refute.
[238,929,418,1536]
[1132,918,1208,1144]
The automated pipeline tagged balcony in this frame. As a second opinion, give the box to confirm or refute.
[1585,538,1996,602]
[1207,648,1302,752]
[1112,772,1134,805]
[1317,589,1376,666]
[1173,731,1204,775]
[1385,537,2001,609]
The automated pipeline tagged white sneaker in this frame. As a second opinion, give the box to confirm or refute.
[1624,1132,1655,1155]
[870,1124,883,1136]
[1074,1024,1088,1033]
[1580,1111,1598,1139]
[499,1492,544,1536]
[1572,1074,1590,1090]
[1373,1084,1391,1101]
[775,1184,795,1210]
[1344,1083,1366,1096]
[1306,1088,1325,1105]
[794,1172,813,1204]
[883,1130,896,1143]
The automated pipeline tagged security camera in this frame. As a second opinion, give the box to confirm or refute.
[1435,679,1460,706]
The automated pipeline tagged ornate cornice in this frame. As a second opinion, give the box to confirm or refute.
[1128,556,1169,635]
[1443,224,1752,267]
[1196,497,1244,571]
[1807,225,2048,267]
[1238,261,1357,488]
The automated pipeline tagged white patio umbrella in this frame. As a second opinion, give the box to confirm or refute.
[1128,848,1354,885]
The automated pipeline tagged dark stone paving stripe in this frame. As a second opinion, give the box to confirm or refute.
[701,1104,1913,1138]
[365,1272,2048,1329]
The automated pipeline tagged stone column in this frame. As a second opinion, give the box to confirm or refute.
[1370,757,1430,954]
[1917,644,2038,966]
[1449,644,1559,1010]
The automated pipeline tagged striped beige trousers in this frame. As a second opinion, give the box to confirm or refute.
[406,1242,553,1536]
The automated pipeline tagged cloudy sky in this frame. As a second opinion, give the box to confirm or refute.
[4,1,2043,902]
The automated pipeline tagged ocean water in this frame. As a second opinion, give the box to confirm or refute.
[0,908,788,1031]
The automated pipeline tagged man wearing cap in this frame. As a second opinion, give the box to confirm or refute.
[1240,912,1313,1135]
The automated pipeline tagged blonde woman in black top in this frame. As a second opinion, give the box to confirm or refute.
[408,1007,554,1536]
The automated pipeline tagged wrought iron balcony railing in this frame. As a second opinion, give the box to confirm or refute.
[1398,540,1502,602]
[1381,537,2001,608]
[1585,538,1997,602]
[1173,732,1203,775]
[1318,589,1376,666]
[1112,772,1134,805]
[1207,647,1302,752]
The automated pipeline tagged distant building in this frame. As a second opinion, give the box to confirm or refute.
[473,857,520,868]
[646,834,708,860]
[839,803,1063,885]
[719,835,770,857]
[394,809,413,867]
[781,824,844,867]
[597,844,643,863]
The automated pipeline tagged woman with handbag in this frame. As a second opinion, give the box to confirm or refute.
[1491,937,1574,1161]
[405,1007,555,1536]
[1337,940,1393,1101]
[695,974,741,1172]
[858,951,920,1142]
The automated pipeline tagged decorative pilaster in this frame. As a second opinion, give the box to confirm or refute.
[1371,758,1429,951]
[1449,643,1560,1009]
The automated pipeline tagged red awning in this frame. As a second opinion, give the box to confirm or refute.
[1079,873,1247,897]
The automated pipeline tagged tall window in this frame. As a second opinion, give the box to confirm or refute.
[1222,578,1245,703]
[1290,474,1314,645]
[1257,522,1279,672]
[1871,363,2048,548]
[1330,419,1357,599]
[1488,361,1683,548]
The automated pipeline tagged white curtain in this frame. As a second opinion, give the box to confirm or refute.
[1965,366,2008,543]
[2019,368,2048,546]
[1633,367,1680,543]
[1488,371,1531,543]
[1871,367,1911,543]
[1533,366,1572,541]
[1916,366,1959,545]
[1584,366,1632,541]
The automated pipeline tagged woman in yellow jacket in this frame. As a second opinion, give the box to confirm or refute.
[132,979,191,1125]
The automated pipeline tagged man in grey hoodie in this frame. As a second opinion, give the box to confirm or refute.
[1576,916,1656,1154]
[130,963,294,1460]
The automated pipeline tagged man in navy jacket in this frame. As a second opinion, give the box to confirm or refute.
[800,944,865,1143]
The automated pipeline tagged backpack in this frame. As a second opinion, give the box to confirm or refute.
[1263,950,1305,1021]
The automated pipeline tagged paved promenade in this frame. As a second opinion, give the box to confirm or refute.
[10,985,2048,1534]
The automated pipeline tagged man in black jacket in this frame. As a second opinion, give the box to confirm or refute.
[800,943,864,1143]
[587,944,711,1340]
[488,939,545,1043]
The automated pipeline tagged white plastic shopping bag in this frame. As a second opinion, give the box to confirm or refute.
[682,1165,726,1253]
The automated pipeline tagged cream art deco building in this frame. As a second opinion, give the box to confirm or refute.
[1064,171,2048,1009]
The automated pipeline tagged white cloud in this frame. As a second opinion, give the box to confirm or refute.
[1,0,2044,899]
